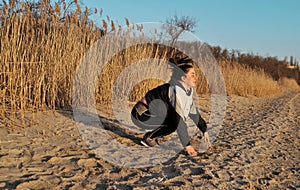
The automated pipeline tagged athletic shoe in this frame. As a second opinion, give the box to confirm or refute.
[140,133,157,147]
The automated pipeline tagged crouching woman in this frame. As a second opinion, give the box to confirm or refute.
[131,57,210,156]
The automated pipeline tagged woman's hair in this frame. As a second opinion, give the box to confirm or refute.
[169,56,194,81]
[169,56,193,66]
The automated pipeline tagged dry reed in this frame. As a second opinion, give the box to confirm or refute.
[220,61,282,97]
[0,1,285,128]
[278,77,300,92]
[0,1,101,127]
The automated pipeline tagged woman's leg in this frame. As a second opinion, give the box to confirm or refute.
[147,111,191,146]
[131,101,165,130]
[146,109,179,139]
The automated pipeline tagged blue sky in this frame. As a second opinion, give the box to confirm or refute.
[83,0,300,62]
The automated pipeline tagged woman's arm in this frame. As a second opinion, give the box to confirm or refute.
[189,109,207,134]
[175,116,191,146]
[189,107,211,145]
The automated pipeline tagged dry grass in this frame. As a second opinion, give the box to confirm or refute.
[0,1,102,127]
[0,1,286,126]
[220,61,282,97]
[0,2,101,109]
[278,77,300,92]
[95,44,173,108]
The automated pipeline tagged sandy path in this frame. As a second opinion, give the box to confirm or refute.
[0,90,299,189]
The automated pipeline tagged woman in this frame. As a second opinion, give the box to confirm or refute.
[131,57,210,156]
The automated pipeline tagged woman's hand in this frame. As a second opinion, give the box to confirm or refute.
[203,132,211,146]
[184,145,197,156]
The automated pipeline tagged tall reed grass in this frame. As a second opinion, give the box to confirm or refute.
[220,61,282,97]
[0,1,284,128]
[0,1,101,127]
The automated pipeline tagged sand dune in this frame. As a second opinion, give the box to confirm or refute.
[0,90,299,189]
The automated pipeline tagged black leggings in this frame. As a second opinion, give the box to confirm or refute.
[131,101,190,145]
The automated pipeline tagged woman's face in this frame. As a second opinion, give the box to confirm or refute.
[182,68,197,88]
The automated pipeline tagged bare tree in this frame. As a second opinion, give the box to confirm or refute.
[165,14,197,46]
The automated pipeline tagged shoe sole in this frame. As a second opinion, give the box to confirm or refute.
[140,140,150,147]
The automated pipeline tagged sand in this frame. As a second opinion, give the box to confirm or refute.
[0,90,299,189]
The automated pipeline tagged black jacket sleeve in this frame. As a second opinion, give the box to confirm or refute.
[176,118,191,146]
[189,109,207,134]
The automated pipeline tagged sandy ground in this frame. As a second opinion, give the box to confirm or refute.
[0,90,299,189]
